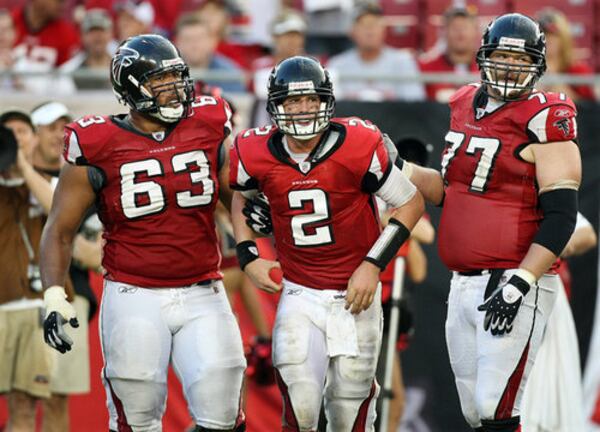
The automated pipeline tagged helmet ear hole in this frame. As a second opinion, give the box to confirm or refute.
[110,34,194,122]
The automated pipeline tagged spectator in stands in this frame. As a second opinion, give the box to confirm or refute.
[58,9,115,92]
[252,9,308,99]
[0,109,60,432]
[30,101,99,432]
[114,0,154,42]
[537,8,595,101]
[0,9,15,70]
[174,13,246,93]
[298,0,354,57]
[0,9,16,89]
[327,2,425,101]
[195,0,262,70]
[419,7,479,102]
[10,0,80,92]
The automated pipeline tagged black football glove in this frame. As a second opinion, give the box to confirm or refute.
[242,193,272,235]
[478,273,532,336]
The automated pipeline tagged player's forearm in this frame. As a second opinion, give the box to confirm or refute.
[389,190,425,231]
[409,165,445,206]
[40,220,77,289]
[231,191,256,242]
[518,243,560,280]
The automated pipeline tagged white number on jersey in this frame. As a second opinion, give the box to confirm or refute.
[288,189,333,247]
[120,150,215,219]
[443,132,501,193]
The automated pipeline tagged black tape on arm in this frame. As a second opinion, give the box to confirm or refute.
[533,188,577,256]
[364,218,411,270]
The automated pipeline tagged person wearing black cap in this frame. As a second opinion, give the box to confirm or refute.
[0,109,60,432]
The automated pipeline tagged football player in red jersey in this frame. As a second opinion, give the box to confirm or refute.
[403,14,581,432]
[39,35,246,432]
[229,56,424,432]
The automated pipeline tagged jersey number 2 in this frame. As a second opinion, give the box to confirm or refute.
[441,131,500,193]
[120,150,214,219]
[288,189,333,247]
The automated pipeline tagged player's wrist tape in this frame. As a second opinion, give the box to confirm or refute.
[364,218,411,270]
[395,158,414,180]
[236,240,259,271]
[43,286,75,319]
[533,188,577,256]
[509,269,536,295]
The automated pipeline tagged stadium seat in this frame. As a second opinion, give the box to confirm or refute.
[423,0,508,16]
[511,0,594,17]
[381,0,420,15]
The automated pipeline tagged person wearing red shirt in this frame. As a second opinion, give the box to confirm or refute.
[11,0,80,91]
[419,7,479,103]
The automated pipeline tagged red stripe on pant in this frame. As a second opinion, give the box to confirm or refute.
[275,368,301,431]
[495,342,530,419]
[105,372,133,432]
[351,381,377,432]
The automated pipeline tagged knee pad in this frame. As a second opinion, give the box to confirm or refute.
[481,416,520,432]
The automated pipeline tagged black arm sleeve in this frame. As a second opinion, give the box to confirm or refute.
[532,188,578,256]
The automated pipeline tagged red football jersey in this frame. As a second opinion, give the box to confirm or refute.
[230,118,392,290]
[438,84,578,272]
[11,6,80,67]
[63,96,233,288]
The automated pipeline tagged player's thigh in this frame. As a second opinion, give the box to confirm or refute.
[445,274,482,426]
[100,280,172,382]
[475,273,559,419]
[171,282,245,427]
[273,288,328,429]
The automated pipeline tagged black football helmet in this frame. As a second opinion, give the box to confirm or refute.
[110,34,194,123]
[476,13,546,101]
[267,56,335,139]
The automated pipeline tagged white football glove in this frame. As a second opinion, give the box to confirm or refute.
[43,286,79,353]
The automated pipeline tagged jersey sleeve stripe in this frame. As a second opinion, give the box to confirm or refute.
[527,107,549,142]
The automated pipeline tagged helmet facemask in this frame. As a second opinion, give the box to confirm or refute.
[134,65,194,123]
[477,46,545,101]
[268,88,335,140]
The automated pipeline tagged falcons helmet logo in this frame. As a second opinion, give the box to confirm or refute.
[111,47,140,86]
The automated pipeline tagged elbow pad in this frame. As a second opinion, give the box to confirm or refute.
[533,188,578,256]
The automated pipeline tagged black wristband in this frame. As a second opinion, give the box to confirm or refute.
[236,240,259,271]
[508,274,530,296]
[364,218,411,270]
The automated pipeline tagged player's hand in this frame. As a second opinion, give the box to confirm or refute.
[477,273,532,336]
[43,286,79,353]
[242,193,272,236]
[244,258,282,293]
[346,260,380,315]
